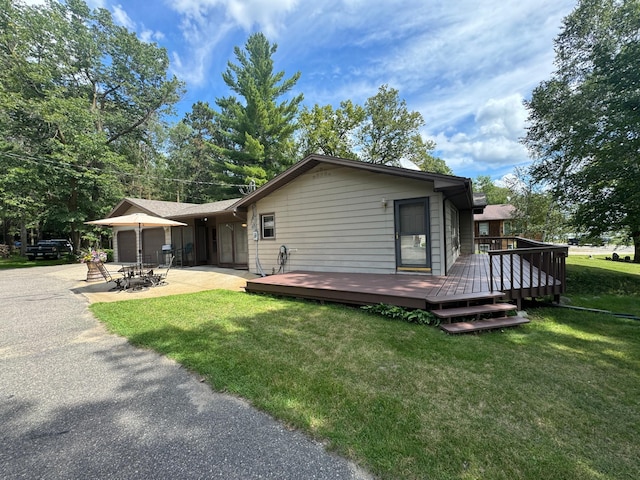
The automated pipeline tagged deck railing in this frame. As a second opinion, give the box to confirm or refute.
[482,237,568,304]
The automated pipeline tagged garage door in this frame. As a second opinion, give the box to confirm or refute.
[117,230,136,263]
[142,227,165,264]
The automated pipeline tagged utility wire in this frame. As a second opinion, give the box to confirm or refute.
[1,151,251,189]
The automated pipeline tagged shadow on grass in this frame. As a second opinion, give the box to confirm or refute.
[93,292,640,480]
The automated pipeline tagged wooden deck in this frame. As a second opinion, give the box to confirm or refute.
[245,253,563,310]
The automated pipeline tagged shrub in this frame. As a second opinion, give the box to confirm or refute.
[361,303,439,326]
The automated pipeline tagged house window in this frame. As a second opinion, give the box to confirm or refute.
[479,244,490,253]
[479,222,489,236]
[503,221,513,236]
[261,214,275,239]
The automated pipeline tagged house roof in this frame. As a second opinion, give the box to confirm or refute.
[109,197,241,219]
[107,155,483,220]
[231,154,480,211]
[169,198,240,218]
[474,204,515,221]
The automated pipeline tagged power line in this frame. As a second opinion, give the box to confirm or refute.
[1,151,251,189]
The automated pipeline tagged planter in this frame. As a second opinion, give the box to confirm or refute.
[85,262,103,282]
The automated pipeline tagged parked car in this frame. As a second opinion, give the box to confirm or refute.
[25,239,73,260]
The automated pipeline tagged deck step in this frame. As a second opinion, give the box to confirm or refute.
[440,316,530,334]
[425,291,505,306]
[431,303,516,319]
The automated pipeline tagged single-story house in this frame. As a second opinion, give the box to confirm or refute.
[106,154,487,276]
[232,155,486,276]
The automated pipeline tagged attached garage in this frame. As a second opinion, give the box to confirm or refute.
[117,230,136,263]
[142,227,165,264]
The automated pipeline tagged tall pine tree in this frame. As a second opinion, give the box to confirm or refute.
[214,33,303,190]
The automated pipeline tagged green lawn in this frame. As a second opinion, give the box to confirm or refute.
[91,269,640,479]
[565,255,640,316]
[0,255,73,269]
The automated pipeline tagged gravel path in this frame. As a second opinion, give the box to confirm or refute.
[0,265,371,480]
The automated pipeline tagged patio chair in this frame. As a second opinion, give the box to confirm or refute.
[95,261,125,290]
[176,243,193,267]
[149,255,174,286]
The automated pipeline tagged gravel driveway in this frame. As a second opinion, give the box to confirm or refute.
[0,265,371,479]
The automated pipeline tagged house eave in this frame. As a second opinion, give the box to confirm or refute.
[231,154,476,210]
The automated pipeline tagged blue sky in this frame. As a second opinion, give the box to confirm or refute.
[81,0,576,180]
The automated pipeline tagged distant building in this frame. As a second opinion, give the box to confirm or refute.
[473,204,516,252]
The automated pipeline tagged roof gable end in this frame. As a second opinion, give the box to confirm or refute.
[232,154,475,210]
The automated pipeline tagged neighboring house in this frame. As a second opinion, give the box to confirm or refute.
[104,155,486,276]
[473,203,516,252]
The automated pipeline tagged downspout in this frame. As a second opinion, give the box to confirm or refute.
[442,198,448,276]
[247,204,266,277]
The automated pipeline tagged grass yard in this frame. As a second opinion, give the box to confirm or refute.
[91,276,640,479]
[0,256,72,269]
[565,255,640,316]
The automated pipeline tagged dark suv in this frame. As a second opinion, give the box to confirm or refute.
[25,239,73,260]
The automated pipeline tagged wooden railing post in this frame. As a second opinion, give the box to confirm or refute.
[488,237,568,304]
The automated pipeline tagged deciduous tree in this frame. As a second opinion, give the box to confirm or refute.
[524,0,640,261]
[297,101,364,159]
[0,0,184,248]
[357,84,426,166]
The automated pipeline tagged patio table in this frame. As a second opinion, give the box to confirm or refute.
[118,263,158,289]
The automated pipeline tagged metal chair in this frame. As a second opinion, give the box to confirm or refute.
[95,261,125,290]
[149,255,174,286]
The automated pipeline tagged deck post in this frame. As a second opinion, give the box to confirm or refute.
[488,237,568,308]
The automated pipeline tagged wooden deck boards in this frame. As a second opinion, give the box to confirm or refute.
[245,254,561,309]
[246,255,495,308]
[440,316,530,334]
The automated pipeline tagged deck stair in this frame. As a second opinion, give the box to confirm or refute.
[426,292,529,334]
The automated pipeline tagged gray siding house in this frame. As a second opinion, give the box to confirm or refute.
[103,155,485,276]
[231,155,484,276]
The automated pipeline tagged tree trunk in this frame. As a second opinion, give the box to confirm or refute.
[633,230,640,263]
[20,222,27,256]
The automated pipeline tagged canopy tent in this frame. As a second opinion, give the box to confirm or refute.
[86,213,187,266]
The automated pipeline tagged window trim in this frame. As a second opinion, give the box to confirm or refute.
[260,213,276,240]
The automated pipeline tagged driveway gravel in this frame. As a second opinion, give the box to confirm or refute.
[0,265,371,479]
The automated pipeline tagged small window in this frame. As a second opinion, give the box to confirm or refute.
[261,214,275,239]
[503,221,513,236]
[479,222,489,236]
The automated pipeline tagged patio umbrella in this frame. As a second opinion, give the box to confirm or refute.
[85,213,187,266]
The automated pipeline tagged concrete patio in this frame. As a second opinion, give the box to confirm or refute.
[60,263,257,304]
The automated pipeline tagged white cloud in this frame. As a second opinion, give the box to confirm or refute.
[169,0,298,37]
[165,0,298,85]
[140,29,165,43]
[432,94,531,176]
[476,94,527,139]
[112,4,136,31]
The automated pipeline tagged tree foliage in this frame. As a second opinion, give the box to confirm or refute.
[0,0,184,248]
[473,176,511,205]
[215,33,303,188]
[297,84,450,173]
[502,169,568,242]
[524,0,640,260]
[357,85,427,166]
[162,102,235,202]
[297,101,365,160]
